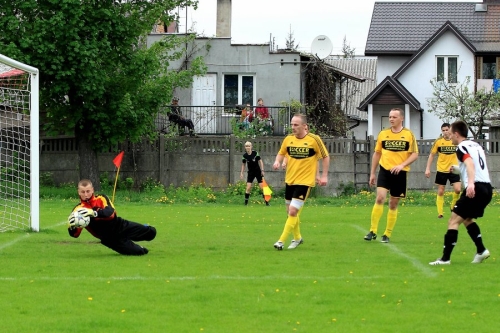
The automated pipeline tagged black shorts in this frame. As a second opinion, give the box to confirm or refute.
[435,171,460,186]
[285,184,311,201]
[377,166,407,198]
[247,171,263,184]
[453,182,492,219]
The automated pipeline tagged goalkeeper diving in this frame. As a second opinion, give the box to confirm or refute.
[67,179,157,255]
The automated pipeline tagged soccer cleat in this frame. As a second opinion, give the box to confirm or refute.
[288,238,304,249]
[471,249,490,263]
[438,215,443,219]
[273,241,284,250]
[429,258,450,265]
[265,201,270,206]
[380,235,390,243]
[364,231,377,241]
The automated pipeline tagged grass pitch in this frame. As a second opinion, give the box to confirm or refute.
[1,199,499,332]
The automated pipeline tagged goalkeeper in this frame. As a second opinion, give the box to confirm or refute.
[67,179,156,255]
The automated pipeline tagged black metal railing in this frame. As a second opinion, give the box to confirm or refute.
[155,105,293,136]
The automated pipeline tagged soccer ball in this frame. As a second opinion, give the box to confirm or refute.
[450,165,460,175]
[73,212,90,228]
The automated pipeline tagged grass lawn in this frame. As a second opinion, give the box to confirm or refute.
[1,198,499,332]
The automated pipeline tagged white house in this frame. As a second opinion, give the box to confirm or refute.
[360,0,500,139]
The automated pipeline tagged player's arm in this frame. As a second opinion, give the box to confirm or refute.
[67,210,83,238]
[370,151,382,186]
[240,160,246,179]
[259,159,265,175]
[425,152,436,178]
[317,156,330,186]
[93,194,116,218]
[273,153,285,170]
[463,157,476,198]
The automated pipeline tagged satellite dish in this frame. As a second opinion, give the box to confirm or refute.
[311,35,333,59]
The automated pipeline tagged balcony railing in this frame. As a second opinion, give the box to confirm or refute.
[155,105,293,136]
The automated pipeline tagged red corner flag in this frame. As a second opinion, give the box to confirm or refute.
[262,178,272,202]
[113,151,124,168]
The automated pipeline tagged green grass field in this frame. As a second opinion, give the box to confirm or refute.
[1,199,499,332]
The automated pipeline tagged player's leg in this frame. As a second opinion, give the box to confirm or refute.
[464,183,492,263]
[274,185,305,250]
[245,173,255,205]
[449,173,461,211]
[101,238,149,255]
[435,172,447,218]
[118,218,157,242]
[381,170,407,242]
[365,167,389,241]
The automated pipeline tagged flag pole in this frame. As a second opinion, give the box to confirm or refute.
[112,151,124,203]
[112,166,120,203]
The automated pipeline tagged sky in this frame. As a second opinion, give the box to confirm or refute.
[177,0,478,56]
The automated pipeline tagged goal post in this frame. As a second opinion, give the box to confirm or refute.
[0,53,39,232]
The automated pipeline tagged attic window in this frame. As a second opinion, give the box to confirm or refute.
[475,4,487,12]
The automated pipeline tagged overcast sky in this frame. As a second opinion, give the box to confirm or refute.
[177,0,478,56]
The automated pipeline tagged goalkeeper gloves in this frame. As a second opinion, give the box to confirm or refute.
[67,213,78,230]
[76,208,97,218]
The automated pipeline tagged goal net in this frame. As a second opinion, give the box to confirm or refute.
[0,54,39,232]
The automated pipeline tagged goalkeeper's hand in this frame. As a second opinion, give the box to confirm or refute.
[76,208,97,218]
[68,213,78,230]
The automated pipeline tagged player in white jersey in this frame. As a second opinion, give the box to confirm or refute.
[430,120,492,265]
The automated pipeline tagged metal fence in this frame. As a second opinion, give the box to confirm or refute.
[155,105,292,136]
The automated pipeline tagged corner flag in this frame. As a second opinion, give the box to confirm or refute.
[262,178,272,202]
[112,151,124,203]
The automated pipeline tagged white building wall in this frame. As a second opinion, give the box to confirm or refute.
[376,56,410,84]
[398,31,475,139]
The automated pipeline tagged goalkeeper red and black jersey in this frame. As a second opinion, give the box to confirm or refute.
[69,193,118,240]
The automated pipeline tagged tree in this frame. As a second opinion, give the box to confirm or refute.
[428,76,500,139]
[340,36,355,59]
[285,25,299,51]
[0,0,206,189]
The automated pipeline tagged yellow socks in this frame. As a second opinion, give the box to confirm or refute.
[279,215,298,242]
[450,192,460,211]
[370,203,384,233]
[384,209,398,237]
[436,195,444,216]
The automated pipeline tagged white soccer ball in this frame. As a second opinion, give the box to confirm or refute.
[73,212,90,228]
[450,165,460,175]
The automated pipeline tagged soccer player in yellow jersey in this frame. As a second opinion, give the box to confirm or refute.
[272,114,330,250]
[364,108,419,243]
[425,123,461,218]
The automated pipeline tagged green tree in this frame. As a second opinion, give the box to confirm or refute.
[340,36,356,59]
[428,76,500,139]
[0,0,206,189]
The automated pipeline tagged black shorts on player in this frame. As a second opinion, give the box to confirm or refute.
[376,166,407,198]
[435,171,460,186]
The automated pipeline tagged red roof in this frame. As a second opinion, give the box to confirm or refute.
[0,69,25,78]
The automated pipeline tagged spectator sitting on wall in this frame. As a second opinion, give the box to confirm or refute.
[169,97,196,137]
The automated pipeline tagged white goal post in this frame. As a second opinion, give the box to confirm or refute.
[0,53,39,232]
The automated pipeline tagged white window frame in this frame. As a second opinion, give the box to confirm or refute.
[221,74,256,115]
[436,56,458,83]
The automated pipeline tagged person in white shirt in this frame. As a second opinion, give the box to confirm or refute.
[429,120,492,265]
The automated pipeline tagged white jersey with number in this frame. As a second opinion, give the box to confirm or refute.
[456,140,491,184]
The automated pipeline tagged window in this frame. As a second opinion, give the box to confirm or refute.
[223,74,255,107]
[436,56,458,83]
[482,56,497,79]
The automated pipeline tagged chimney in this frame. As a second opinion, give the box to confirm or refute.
[216,0,231,38]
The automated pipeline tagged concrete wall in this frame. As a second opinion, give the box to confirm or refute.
[40,136,500,195]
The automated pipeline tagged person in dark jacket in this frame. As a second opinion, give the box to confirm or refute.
[67,179,156,255]
[169,96,196,136]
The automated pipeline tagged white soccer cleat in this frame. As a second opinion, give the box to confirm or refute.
[273,241,284,250]
[429,258,451,265]
[471,249,490,264]
[288,239,304,249]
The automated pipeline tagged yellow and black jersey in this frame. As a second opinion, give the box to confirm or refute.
[430,137,458,172]
[375,127,418,172]
[278,133,329,187]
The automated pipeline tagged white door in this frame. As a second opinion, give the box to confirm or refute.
[191,74,217,133]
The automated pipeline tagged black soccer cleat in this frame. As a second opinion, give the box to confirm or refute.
[364,231,377,241]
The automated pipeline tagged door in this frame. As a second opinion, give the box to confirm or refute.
[191,74,217,133]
